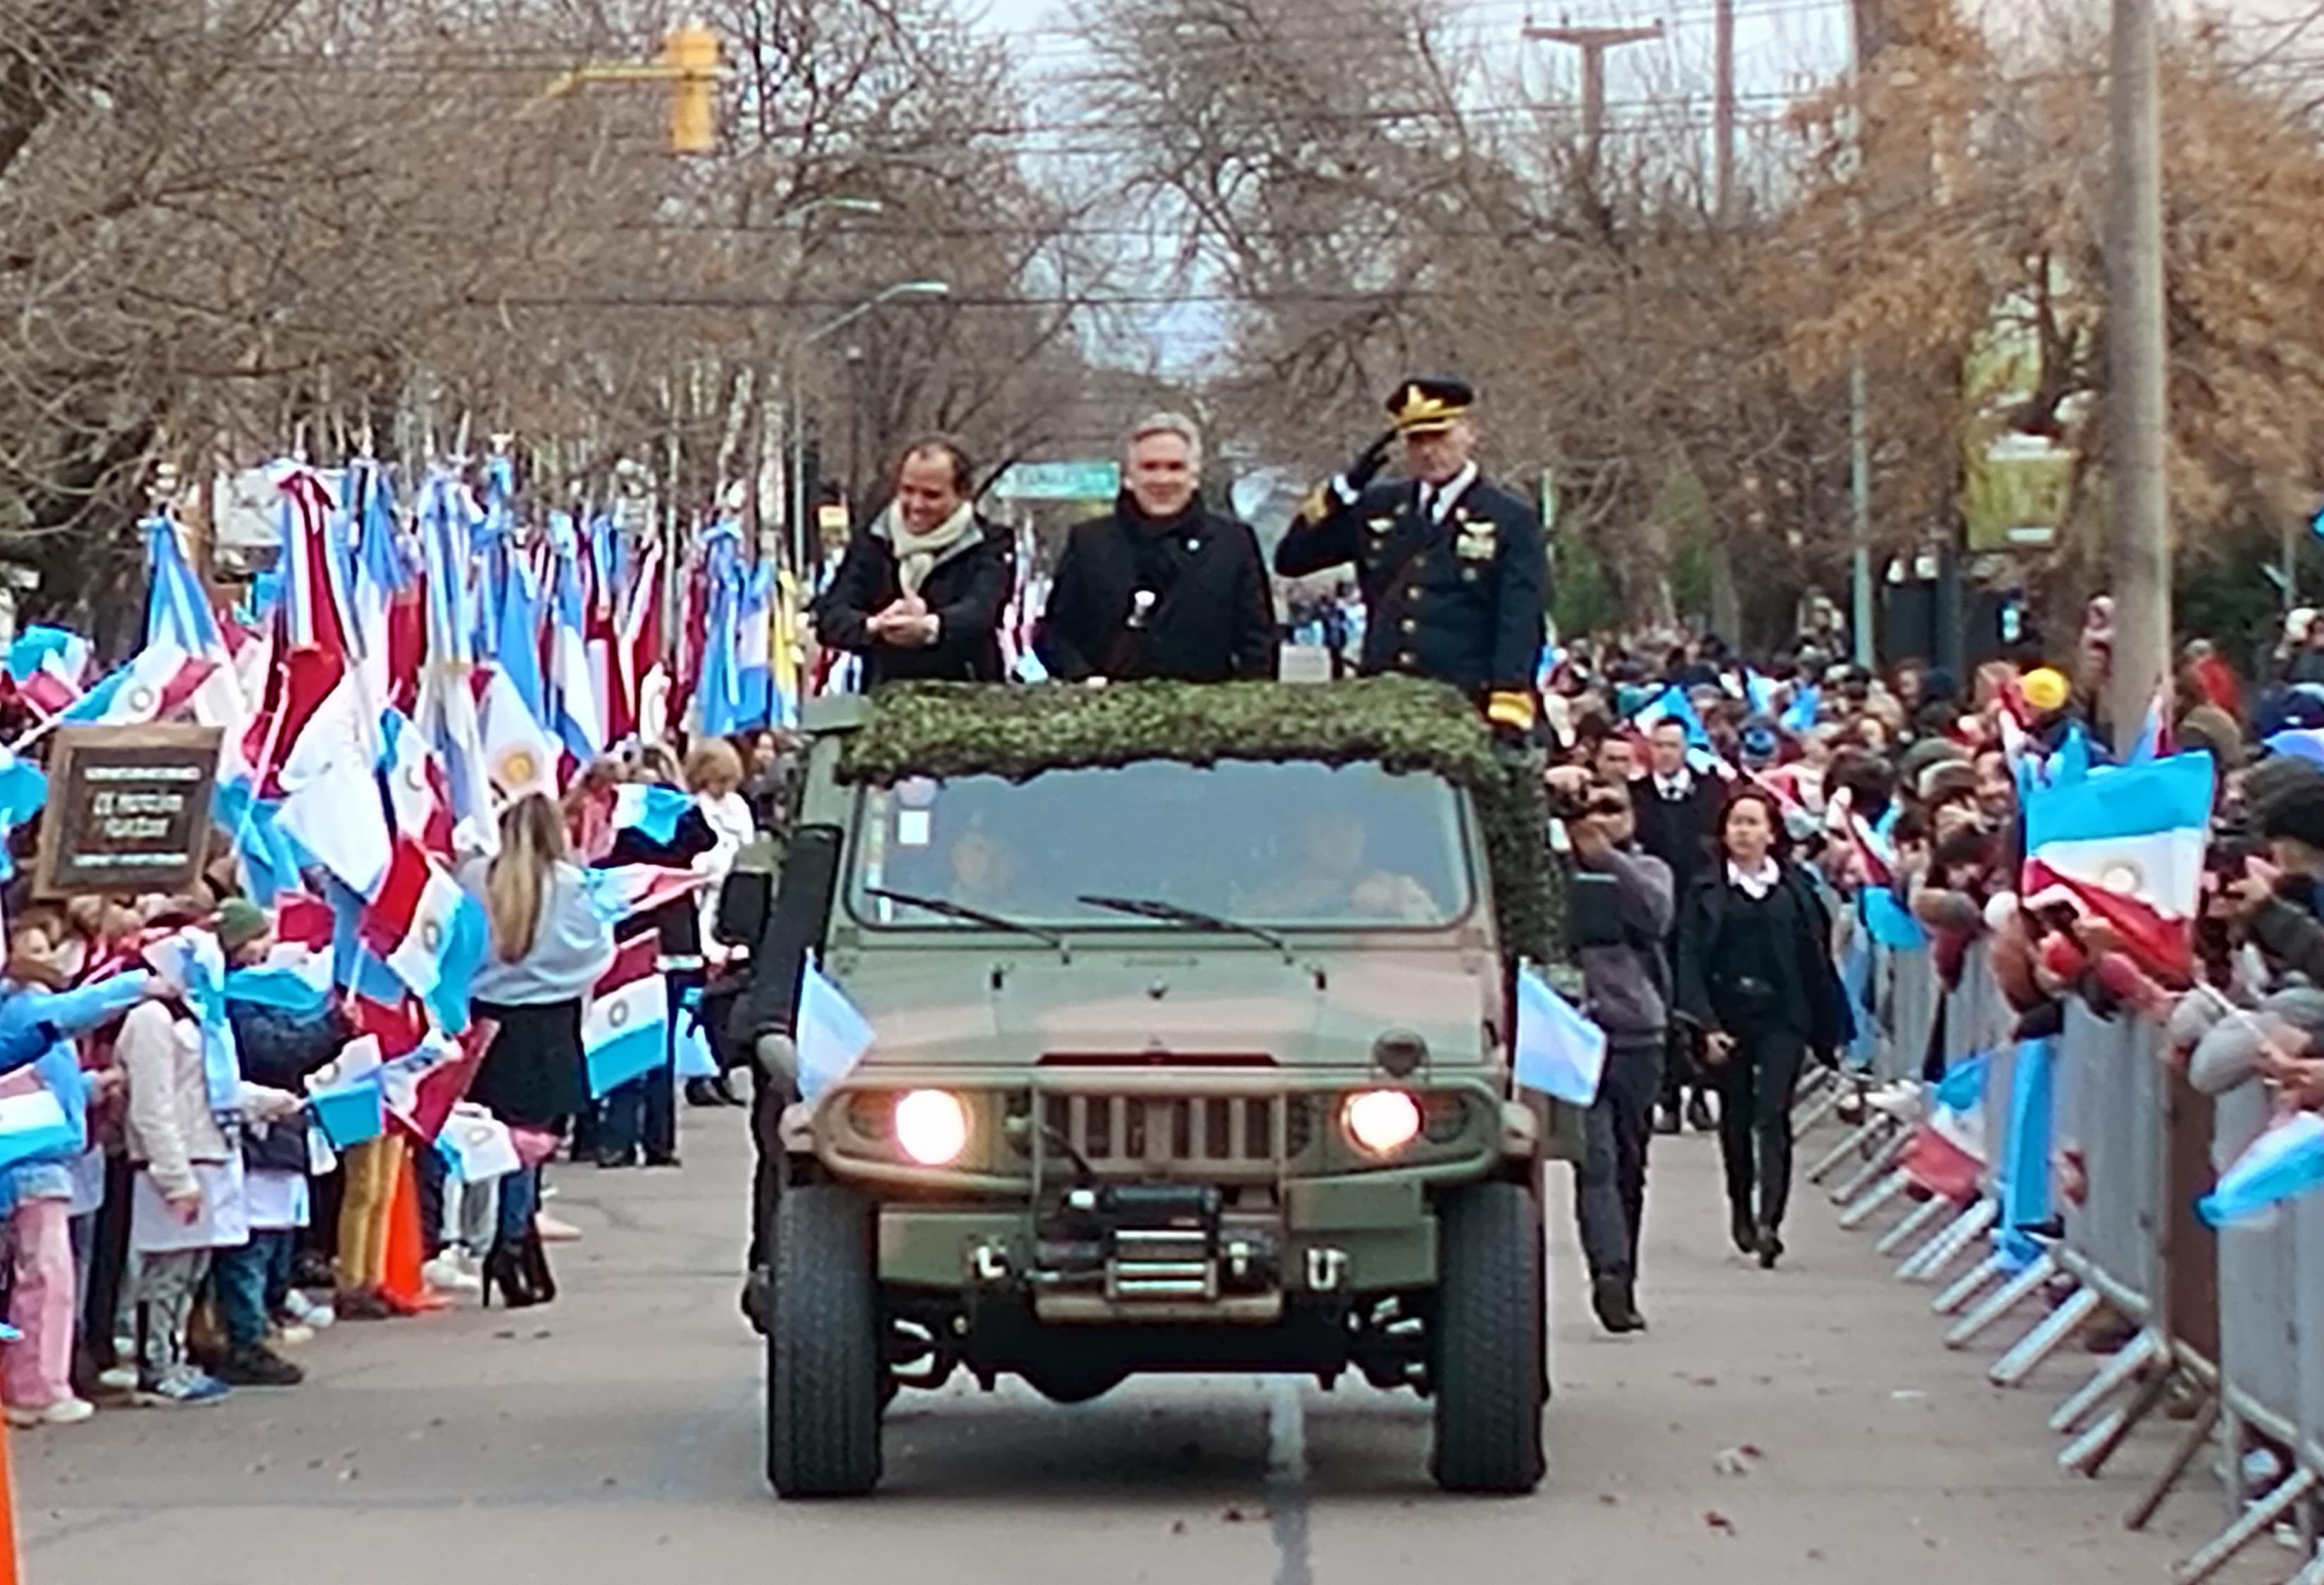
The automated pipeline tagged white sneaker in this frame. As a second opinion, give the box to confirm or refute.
[96,1364,137,1394]
[282,1289,335,1330]
[422,1253,482,1294]
[6,1398,93,1428]
[137,1367,230,1407]
[271,1322,316,1348]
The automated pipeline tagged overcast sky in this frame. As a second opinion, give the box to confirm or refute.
[957,0,2324,394]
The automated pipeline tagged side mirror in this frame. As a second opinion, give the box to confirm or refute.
[743,823,844,1042]
[716,867,772,948]
[1565,871,1628,950]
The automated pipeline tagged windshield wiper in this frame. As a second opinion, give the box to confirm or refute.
[865,887,1065,949]
[1075,893,1290,955]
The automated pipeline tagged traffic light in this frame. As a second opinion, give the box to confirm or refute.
[663,25,720,155]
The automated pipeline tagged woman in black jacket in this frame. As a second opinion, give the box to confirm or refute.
[1673,785,1847,1268]
[816,436,1013,686]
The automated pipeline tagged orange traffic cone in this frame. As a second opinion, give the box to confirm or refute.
[0,1390,20,1585]
[377,1141,449,1314]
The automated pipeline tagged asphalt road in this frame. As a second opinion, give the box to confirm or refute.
[13,1110,2282,1585]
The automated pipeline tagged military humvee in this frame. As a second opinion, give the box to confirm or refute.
[742,678,1568,1500]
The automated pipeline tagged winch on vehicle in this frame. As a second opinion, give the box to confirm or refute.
[1025,1183,1283,1322]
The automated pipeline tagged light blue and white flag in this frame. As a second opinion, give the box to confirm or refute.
[797,959,876,1100]
[1628,683,1711,750]
[2199,1111,2324,1228]
[611,782,693,847]
[546,513,606,763]
[585,935,667,1098]
[1513,962,1606,1107]
[1781,683,1821,735]
[0,1086,83,1174]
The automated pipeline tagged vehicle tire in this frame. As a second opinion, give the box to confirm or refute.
[767,1184,882,1498]
[1429,1181,1547,1495]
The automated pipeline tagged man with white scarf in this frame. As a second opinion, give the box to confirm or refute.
[816,436,1013,688]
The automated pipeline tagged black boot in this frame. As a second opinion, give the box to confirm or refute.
[1686,1091,1716,1133]
[1730,1207,1761,1257]
[482,1243,538,1310]
[519,1229,556,1305]
[710,1075,746,1107]
[1590,1274,1644,1334]
[685,1079,721,1109]
[1756,1224,1785,1269]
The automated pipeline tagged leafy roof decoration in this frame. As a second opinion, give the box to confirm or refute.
[834,678,1558,963]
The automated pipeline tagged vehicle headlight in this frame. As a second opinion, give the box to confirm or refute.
[1342,1089,1424,1156]
[893,1089,970,1167]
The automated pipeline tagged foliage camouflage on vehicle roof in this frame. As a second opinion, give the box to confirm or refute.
[834,677,1558,963]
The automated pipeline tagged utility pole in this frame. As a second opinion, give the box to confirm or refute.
[2106,0,2170,754]
[1523,20,1665,178]
[1847,0,1879,669]
[1713,0,1736,223]
[1705,0,1744,645]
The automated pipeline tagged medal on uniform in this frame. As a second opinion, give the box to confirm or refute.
[1454,518,1497,561]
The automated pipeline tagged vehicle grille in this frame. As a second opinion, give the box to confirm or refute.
[1030,1093,1311,1176]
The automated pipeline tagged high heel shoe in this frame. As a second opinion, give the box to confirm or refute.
[518,1229,556,1305]
[482,1243,539,1310]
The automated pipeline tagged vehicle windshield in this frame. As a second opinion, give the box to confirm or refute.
[849,759,1473,932]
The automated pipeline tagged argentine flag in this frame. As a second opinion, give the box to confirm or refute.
[2199,1111,2324,1229]
[1513,962,1606,1107]
[797,959,876,1100]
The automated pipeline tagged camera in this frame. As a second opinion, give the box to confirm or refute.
[2209,815,2265,876]
[1544,781,1592,822]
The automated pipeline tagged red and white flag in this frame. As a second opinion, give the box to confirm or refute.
[2020,752,2213,981]
[62,640,218,727]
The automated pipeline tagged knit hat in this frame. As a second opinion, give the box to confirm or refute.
[1921,761,1981,804]
[2244,752,2324,823]
[1897,735,1968,794]
[2254,685,2324,740]
[2020,667,2072,715]
[213,897,270,953]
[2259,777,2324,852]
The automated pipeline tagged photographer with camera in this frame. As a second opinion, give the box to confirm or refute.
[2220,759,2324,981]
[1547,765,1673,1334]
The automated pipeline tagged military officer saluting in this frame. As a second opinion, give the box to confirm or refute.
[1276,375,1547,737]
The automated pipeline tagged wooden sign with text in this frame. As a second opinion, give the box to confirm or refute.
[33,723,223,898]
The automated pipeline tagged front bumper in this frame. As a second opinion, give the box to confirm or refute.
[876,1177,1439,1298]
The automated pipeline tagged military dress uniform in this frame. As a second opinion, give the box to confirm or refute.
[1275,378,1548,735]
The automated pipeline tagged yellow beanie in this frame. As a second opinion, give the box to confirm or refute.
[2021,667,2071,714]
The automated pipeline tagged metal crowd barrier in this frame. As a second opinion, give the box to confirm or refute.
[1797,938,2324,1585]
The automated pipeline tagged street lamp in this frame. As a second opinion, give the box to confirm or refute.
[787,279,951,576]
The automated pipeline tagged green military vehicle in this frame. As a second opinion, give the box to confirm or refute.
[745,678,1570,1499]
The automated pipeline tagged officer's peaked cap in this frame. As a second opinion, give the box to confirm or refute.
[1387,375,1475,435]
